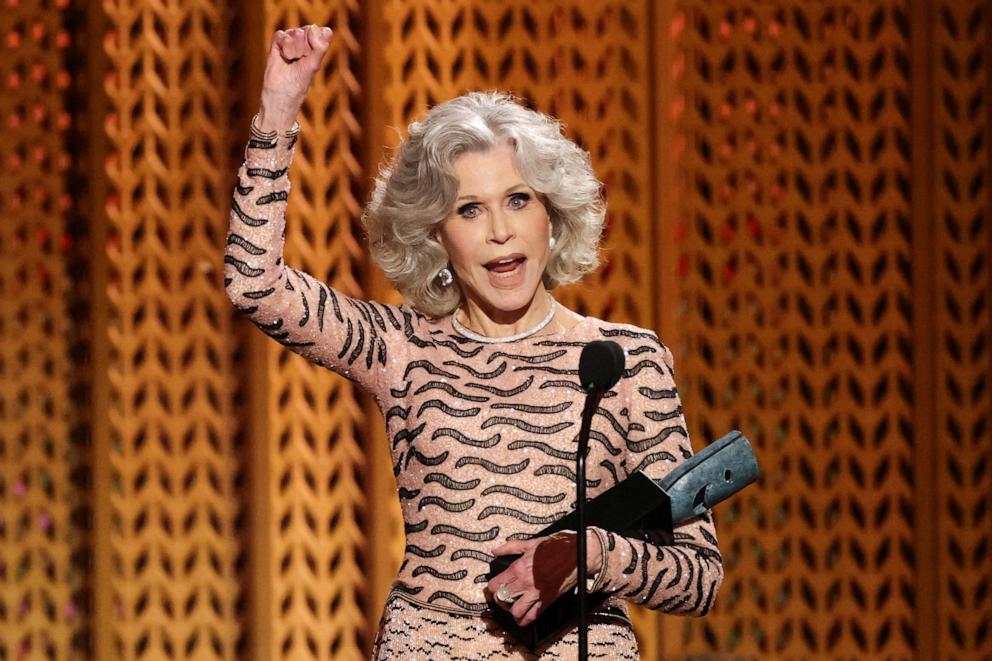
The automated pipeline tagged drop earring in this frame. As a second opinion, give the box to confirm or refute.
[437,267,453,287]
[549,236,557,250]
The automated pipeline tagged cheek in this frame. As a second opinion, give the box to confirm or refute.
[440,228,480,270]
[533,214,552,250]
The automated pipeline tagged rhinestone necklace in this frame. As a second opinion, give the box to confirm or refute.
[452,298,558,343]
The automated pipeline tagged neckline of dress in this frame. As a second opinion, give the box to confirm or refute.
[447,310,591,344]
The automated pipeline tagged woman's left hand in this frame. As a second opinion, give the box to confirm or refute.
[486,531,601,626]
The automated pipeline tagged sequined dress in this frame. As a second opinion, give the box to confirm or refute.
[224,121,723,660]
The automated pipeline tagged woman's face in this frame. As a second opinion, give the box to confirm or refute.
[436,143,552,319]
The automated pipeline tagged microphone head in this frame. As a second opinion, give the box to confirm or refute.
[579,340,625,393]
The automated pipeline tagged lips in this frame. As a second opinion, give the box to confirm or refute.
[484,254,527,273]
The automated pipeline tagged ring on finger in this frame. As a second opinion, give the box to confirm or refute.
[495,583,519,604]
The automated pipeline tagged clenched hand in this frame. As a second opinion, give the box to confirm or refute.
[257,25,333,132]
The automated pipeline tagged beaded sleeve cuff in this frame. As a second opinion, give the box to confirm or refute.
[587,527,610,593]
[249,111,301,140]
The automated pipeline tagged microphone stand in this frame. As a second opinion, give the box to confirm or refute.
[575,391,603,661]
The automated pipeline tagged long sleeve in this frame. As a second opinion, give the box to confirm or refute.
[589,338,723,615]
[223,118,413,397]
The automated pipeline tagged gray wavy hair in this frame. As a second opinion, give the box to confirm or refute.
[362,91,605,318]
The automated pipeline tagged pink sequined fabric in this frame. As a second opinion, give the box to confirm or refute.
[224,122,723,656]
[372,597,639,660]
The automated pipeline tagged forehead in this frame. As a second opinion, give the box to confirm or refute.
[452,144,528,194]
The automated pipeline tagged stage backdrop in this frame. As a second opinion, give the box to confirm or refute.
[0,1,989,660]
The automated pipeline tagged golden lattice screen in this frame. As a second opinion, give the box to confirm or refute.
[0,2,81,659]
[673,2,990,659]
[99,0,247,658]
[0,1,988,661]
[257,2,370,659]
[929,2,991,657]
[675,2,918,657]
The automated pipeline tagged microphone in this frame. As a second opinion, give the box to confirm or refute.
[578,341,625,393]
[574,340,624,660]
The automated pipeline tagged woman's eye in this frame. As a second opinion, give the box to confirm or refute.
[458,203,480,218]
[508,193,530,209]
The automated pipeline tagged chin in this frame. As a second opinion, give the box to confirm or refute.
[483,286,541,313]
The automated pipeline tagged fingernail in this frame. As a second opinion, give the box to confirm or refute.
[322,27,331,34]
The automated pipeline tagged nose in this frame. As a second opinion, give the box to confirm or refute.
[488,207,514,243]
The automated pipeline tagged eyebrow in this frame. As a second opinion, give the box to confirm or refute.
[455,184,531,203]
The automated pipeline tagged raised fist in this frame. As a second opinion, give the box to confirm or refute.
[258,25,333,130]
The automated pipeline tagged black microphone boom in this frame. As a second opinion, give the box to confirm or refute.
[574,339,624,660]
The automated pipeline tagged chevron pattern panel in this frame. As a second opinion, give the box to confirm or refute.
[673,2,919,657]
[932,2,991,657]
[257,2,371,660]
[101,1,247,658]
[0,2,82,659]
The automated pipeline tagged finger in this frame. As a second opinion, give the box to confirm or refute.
[511,592,539,622]
[292,26,314,56]
[274,29,298,60]
[492,539,533,556]
[283,27,310,60]
[517,599,544,627]
[307,24,333,51]
[271,30,291,57]
[485,572,520,601]
[489,589,515,612]
[298,26,314,56]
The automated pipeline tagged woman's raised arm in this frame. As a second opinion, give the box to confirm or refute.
[224,26,416,396]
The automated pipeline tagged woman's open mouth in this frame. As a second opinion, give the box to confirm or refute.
[485,255,526,274]
[484,255,527,286]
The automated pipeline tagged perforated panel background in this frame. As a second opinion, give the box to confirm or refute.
[0,2,81,659]
[674,2,918,657]
[0,1,988,660]
[930,2,991,657]
[257,2,370,660]
[100,1,247,658]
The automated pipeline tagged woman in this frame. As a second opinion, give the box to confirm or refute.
[225,25,723,659]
